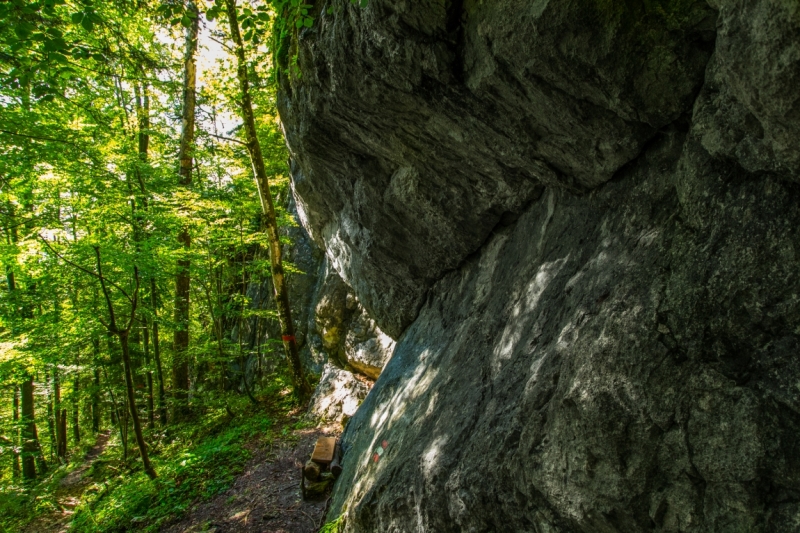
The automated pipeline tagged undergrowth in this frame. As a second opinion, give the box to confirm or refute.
[0,437,98,533]
[1,389,301,533]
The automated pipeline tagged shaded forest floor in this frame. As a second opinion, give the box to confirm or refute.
[21,431,112,533]
[4,395,341,533]
[163,423,338,533]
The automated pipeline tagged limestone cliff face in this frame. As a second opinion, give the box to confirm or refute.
[279,0,800,531]
[235,195,394,419]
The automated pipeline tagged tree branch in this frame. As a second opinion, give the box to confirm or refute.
[93,246,118,332]
[123,266,140,333]
[37,235,134,305]
[207,35,234,53]
[208,132,247,146]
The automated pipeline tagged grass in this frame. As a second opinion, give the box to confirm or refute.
[1,385,303,533]
[0,436,100,533]
[70,396,284,532]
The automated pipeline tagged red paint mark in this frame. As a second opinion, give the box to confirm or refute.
[381,440,388,449]
[281,335,296,342]
[373,453,380,463]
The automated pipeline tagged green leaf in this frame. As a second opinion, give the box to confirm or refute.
[71,12,84,23]
[81,18,94,32]
[44,38,68,52]
[303,17,313,28]
[360,0,368,7]
[181,15,192,28]
[50,52,68,64]
[14,22,35,39]
[294,19,303,28]
[327,6,334,14]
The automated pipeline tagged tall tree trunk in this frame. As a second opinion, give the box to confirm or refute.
[224,0,311,400]
[173,0,199,420]
[103,367,127,460]
[143,324,155,428]
[21,377,44,480]
[46,371,55,461]
[133,77,166,428]
[92,247,156,478]
[59,408,67,457]
[12,386,20,480]
[54,366,67,462]
[72,376,80,445]
[92,338,101,432]
[150,280,167,426]
[119,331,157,479]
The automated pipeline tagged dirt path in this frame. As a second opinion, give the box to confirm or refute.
[163,424,340,533]
[23,430,112,533]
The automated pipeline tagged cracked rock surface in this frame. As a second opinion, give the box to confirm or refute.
[278,0,800,530]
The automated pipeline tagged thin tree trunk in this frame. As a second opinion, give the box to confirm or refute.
[122,396,129,460]
[46,371,55,461]
[150,279,167,425]
[92,338,101,432]
[91,247,156,478]
[173,0,199,420]
[54,366,67,462]
[143,324,155,428]
[72,376,80,445]
[21,377,41,480]
[103,367,127,460]
[12,386,20,480]
[93,367,101,432]
[120,331,157,478]
[223,0,311,400]
[59,408,67,457]
[133,78,166,428]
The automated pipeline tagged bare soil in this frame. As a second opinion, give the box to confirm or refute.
[162,423,340,533]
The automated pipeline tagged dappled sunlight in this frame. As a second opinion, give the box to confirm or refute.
[421,435,448,480]
[492,256,569,378]
[369,351,439,433]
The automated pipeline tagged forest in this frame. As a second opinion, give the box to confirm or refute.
[4,0,800,532]
[0,1,332,531]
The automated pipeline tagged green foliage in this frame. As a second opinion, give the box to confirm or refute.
[0,0,310,530]
[68,399,275,533]
[267,0,369,78]
[320,513,347,533]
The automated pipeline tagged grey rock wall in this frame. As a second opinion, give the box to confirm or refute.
[277,0,800,531]
[281,0,717,338]
[305,255,396,421]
